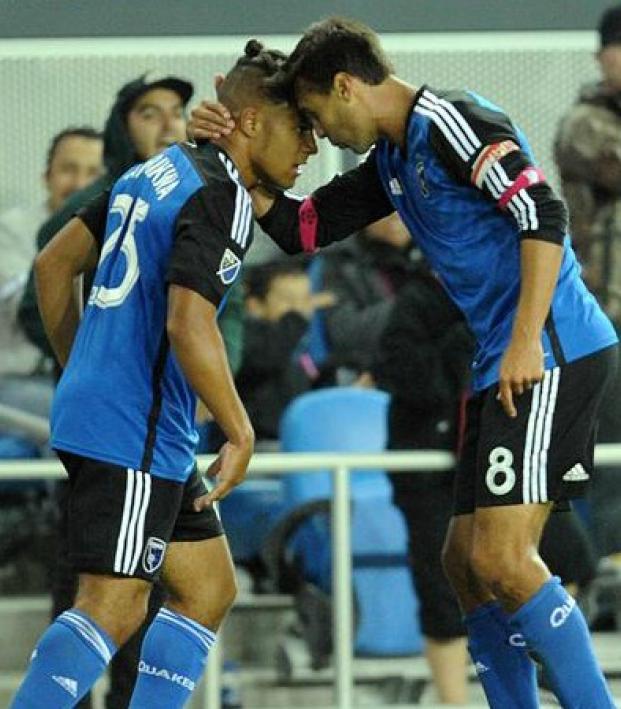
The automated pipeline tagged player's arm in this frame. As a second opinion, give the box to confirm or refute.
[427,90,568,416]
[35,190,109,367]
[167,182,254,505]
[254,152,395,253]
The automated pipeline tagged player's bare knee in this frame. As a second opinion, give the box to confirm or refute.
[469,541,529,601]
[75,576,150,645]
[169,571,237,630]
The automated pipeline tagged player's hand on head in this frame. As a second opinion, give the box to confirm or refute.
[189,97,235,141]
[193,439,253,510]
[497,337,544,418]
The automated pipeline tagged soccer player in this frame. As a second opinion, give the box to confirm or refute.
[10,40,316,709]
[194,18,618,708]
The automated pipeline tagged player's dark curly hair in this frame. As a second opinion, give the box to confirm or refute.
[268,17,393,98]
[217,40,292,110]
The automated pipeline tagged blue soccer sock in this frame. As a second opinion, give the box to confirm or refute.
[510,576,615,708]
[11,609,116,708]
[465,600,538,709]
[129,607,216,708]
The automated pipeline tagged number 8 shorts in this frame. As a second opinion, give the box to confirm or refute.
[454,345,618,515]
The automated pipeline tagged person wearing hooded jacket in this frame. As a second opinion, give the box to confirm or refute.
[555,4,621,583]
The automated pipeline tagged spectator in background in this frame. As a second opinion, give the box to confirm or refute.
[18,72,193,362]
[555,4,621,574]
[235,261,334,445]
[0,127,103,436]
[317,212,415,384]
[375,260,597,704]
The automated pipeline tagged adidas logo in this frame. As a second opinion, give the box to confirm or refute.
[52,675,78,698]
[562,464,589,482]
[474,661,490,675]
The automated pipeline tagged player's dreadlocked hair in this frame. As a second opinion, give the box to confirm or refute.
[268,17,393,98]
[217,39,292,113]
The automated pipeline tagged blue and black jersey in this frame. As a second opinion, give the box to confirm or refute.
[51,142,253,482]
[259,86,617,391]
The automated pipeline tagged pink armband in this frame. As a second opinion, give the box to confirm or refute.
[498,167,546,208]
[299,197,319,253]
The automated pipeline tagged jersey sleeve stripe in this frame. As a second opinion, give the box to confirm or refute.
[418,94,478,157]
[239,194,252,249]
[230,186,243,245]
[432,93,482,150]
[421,90,482,151]
[416,104,471,162]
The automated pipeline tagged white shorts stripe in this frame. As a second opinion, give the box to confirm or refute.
[114,469,135,574]
[522,379,541,505]
[539,367,561,503]
[122,470,144,574]
[531,371,552,504]
[129,472,152,575]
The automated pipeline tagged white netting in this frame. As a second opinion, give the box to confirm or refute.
[0,32,599,212]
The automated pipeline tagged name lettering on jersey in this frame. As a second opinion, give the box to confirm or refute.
[217,248,241,285]
[125,153,180,201]
[138,661,195,691]
[471,140,520,189]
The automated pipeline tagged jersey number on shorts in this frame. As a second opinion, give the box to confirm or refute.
[485,446,516,495]
[89,193,150,309]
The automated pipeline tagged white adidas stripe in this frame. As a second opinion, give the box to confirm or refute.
[522,368,560,504]
[114,469,152,576]
[539,367,560,503]
[219,153,251,248]
[114,468,135,574]
[129,472,151,575]
[157,609,216,651]
[421,90,481,154]
[531,371,551,504]
[415,104,470,162]
[62,612,112,664]
[522,377,540,505]
[122,470,144,574]
[159,607,217,645]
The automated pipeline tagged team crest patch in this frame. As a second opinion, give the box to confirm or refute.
[142,537,167,574]
[217,248,241,285]
[416,160,430,198]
